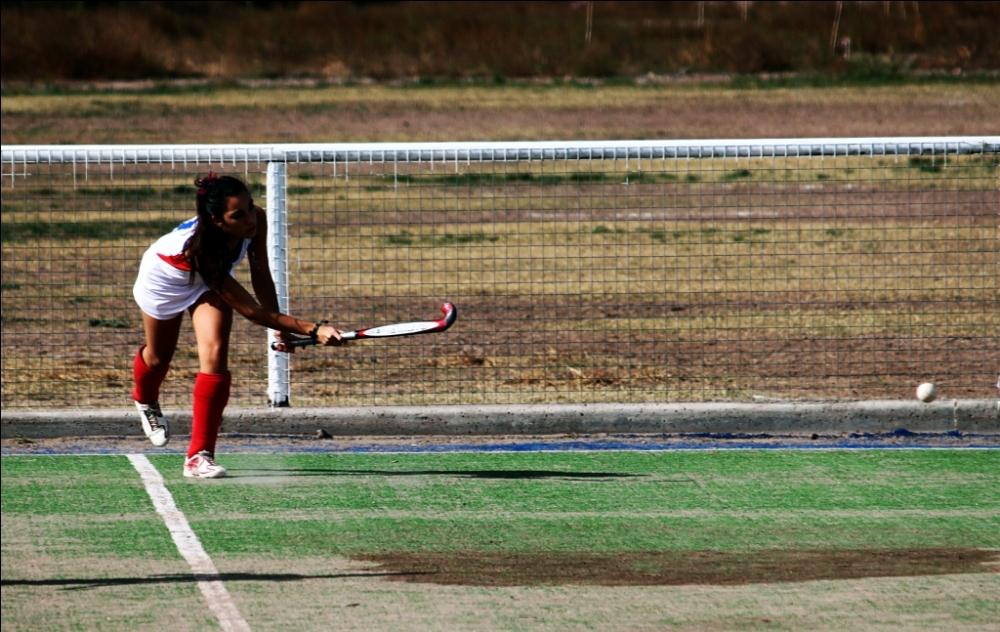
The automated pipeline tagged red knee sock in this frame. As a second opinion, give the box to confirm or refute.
[132,346,170,404]
[188,372,231,458]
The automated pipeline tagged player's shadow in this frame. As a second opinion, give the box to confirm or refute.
[236,468,645,480]
[1,571,425,592]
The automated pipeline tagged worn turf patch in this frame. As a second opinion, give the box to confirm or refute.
[358,548,1000,587]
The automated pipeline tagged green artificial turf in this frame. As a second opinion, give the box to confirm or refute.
[3,450,998,560]
[4,449,998,632]
[2,455,158,515]
[153,450,1000,556]
[1,456,183,559]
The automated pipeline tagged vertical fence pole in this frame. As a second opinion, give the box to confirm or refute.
[266,161,290,407]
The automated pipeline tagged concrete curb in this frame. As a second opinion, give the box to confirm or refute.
[2,401,998,439]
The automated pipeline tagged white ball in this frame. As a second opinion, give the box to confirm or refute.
[916,382,938,403]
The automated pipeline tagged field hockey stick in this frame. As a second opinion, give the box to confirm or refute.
[272,302,457,349]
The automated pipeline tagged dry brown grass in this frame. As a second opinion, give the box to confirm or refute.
[3,83,998,145]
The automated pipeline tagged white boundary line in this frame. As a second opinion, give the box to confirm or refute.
[127,454,251,632]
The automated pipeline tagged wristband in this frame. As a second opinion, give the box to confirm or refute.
[309,320,328,341]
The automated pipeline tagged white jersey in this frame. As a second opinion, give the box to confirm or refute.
[133,217,250,319]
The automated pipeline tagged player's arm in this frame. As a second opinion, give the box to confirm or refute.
[215,275,343,346]
[242,206,340,349]
[246,206,280,313]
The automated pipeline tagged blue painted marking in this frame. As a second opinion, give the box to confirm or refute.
[3,431,997,456]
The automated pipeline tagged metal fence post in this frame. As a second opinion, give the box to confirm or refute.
[266,161,290,407]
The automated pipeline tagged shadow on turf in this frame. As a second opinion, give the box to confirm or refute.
[1,570,427,591]
[359,548,1000,587]
[230,468,646,480]
[8,553,995,591]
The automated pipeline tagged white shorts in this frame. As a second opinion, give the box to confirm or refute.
[132,247,211,320]
[133,218,248,321]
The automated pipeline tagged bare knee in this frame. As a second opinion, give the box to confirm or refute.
[142,345,174,370]
[190,293,233,374]
[141,311,182,370]
[198,342,229,374]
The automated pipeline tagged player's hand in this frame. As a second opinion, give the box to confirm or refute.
[317,325,346,346]
[273,330,296,354]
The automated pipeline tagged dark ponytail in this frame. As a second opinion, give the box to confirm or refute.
[185,172,250,290]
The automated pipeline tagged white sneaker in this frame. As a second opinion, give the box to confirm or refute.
[184,451,227,479]
[135,401,169,447]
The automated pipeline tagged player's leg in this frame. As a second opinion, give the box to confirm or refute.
[133,310,183,446]
[183,290,233,479]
